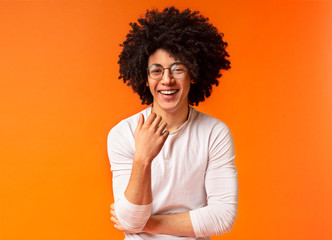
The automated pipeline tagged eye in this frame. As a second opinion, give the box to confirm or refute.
[148,65,163,75]
[171,64,186,73]
[173,68,185,73]
[151,68,163,73]
[149,65,161,71]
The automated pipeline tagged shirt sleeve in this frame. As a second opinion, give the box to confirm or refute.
[107,121,152,232]
[189,123,238,237]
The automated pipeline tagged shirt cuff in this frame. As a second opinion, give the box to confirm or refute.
[115,195,152,232]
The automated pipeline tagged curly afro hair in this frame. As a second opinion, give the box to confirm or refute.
[118,6,230,106]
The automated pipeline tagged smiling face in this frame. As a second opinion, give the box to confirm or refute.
[147,49,192,115]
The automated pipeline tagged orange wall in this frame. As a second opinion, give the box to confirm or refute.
[1,1,331,239]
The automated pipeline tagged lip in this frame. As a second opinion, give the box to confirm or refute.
[157,89,179,99]
[158,89,178,92]
[157,89,179,94]
[157,89,178,91]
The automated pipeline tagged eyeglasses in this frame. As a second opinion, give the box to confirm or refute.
[147,62,188,80]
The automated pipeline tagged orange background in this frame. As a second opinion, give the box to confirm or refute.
[1,0,331,239]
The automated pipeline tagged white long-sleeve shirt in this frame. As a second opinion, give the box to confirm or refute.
[107,106,238,239]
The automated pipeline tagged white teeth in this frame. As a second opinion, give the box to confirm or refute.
[160,90,177,95]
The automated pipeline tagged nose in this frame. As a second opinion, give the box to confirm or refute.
[161,68,174,85]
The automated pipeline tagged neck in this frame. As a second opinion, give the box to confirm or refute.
[151,104,189,133]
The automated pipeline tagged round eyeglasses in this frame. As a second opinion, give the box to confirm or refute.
[147,62,188,80]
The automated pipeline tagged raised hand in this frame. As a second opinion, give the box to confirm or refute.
[134,113,169,164]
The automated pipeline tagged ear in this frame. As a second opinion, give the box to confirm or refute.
[191,78,196,84]
[146,81,149,86]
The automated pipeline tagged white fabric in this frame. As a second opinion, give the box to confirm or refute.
[107,106,238,239]
[115,194,152,232]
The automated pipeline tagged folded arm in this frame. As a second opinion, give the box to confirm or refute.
[111,162,237,238]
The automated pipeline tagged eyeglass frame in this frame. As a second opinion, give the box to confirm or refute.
[146,62,188,80]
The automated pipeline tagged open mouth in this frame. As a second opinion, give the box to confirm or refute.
[159,90,178,95]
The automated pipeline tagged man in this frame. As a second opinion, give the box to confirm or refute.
[108,7,238,239]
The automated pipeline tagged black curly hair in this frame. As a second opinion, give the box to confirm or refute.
[118,7,230,106]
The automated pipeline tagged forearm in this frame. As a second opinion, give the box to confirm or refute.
[114,158,153,232]
[143,212,196,237]
[124,158,152,205]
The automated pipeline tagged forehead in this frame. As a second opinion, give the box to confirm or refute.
[148,49,177,66]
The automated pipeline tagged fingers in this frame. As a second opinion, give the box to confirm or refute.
[110,204,126,232]
[111,216,121,230]
[110,209,116,217]
[137,113,163,131]
[110,207,120,229]
[162,129,170,138]
[157,121,167,134]
[151,114,162,129]
[145,112,157,126]
[136,113,144,131]
[145,113,168,131]
[110,203,116,218]
[110,216,118,224]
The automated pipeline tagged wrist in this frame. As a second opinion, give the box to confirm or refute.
[142,215,158,233]
[133,154,153,167]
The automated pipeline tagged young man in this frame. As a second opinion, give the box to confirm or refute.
[108,7,238,239]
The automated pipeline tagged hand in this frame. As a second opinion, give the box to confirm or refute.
[134,113,169,163]
[110,203,139,234]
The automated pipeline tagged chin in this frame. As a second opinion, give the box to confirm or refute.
[156,100,186,114]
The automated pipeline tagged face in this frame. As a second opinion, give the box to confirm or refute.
[147,49,193,114]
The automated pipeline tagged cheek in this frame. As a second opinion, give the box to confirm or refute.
[184,81,192,93]
[146,80,156,96]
